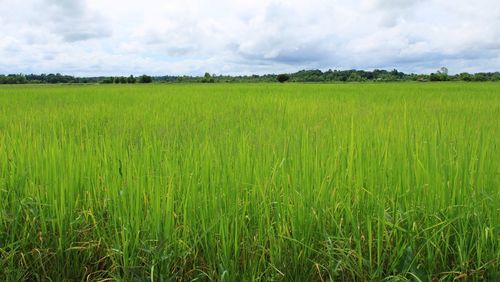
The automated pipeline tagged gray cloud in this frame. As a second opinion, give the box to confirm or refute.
[0,0,499,75]
[44,0,111,42]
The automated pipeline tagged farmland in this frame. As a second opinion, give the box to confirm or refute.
[0,83,499,281]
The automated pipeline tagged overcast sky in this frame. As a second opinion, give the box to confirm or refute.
[1,0,500,76]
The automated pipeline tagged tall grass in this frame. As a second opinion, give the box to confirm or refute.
[0,83,499,281]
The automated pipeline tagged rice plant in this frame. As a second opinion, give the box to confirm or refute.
[0,83,498,281]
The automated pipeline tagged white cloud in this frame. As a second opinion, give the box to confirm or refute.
[1,0,499,75]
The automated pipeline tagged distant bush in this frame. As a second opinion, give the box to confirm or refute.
[2,69,500,85]
[202,72,215,83]
[276,73,290,83]
[459,73,473,81]
[138,75,153,83]
[101,78,114,84]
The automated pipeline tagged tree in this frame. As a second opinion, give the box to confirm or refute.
[276,73,290,83]
[2,74,27,84]
[459,72,473,81]
[438,67,449,75]
[473,73,487,81]
[202,72,214,83]
[127,75,136,83]
[430,73,442,81]
[101,77,114,84]
[347,72,363,82]
[390,69,404,79]
[138,75,152,83]
[430,69,449,81]
[435,67,449,81]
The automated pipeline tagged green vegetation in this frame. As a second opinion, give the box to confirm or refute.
[0,83,499,281]
[276,73,290,83]
[2,68,500,84]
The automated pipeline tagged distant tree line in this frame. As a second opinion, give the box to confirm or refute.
[100,75,153,84]
[0,74,153,84]
[146,68,500,83]
[1,69,500,84]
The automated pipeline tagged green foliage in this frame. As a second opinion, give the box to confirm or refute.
[2,69,500,84]
[201,72,215,83]
[101,77,114,84]
[347,72,363,82]
[474,73,488,81]
[0,83,498,281]
[276,73,290,83]
[459,72,473,81]
[127,75,136,83]
[138,74,153,83]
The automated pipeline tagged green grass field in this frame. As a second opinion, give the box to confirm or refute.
[0,83,499,281]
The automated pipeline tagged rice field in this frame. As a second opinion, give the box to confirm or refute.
[0,83,499,281]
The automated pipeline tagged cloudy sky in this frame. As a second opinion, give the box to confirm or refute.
[1,0,500,76]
